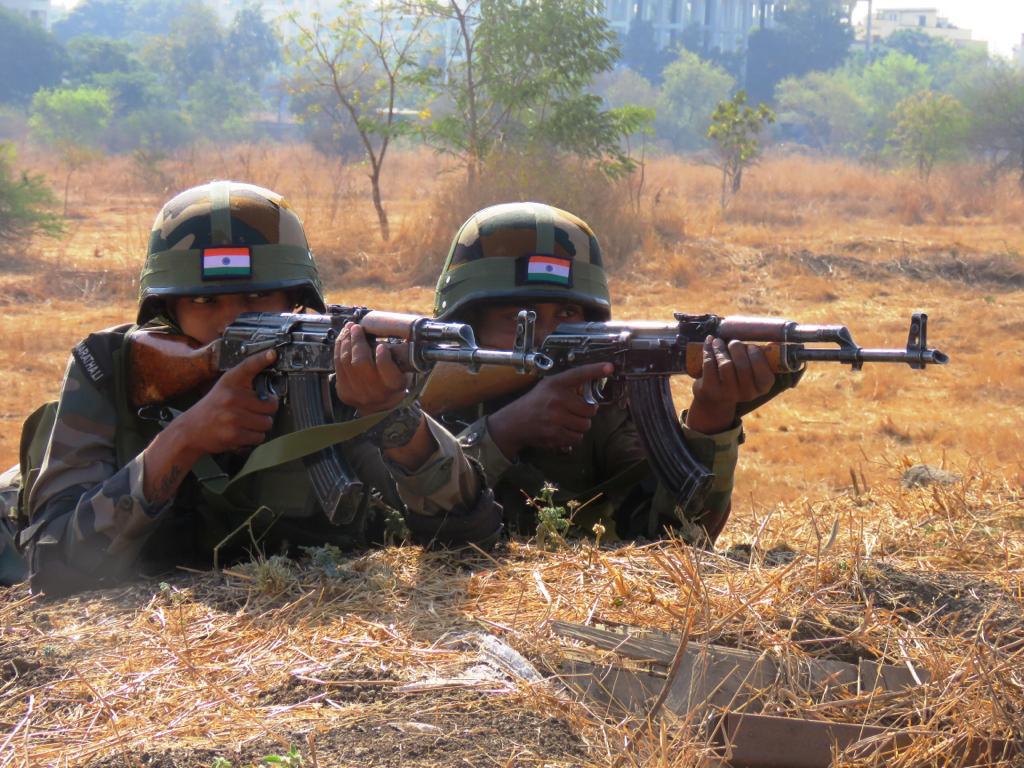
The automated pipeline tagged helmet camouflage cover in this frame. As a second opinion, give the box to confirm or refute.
[138,181,326,324]
[433,202,611,322]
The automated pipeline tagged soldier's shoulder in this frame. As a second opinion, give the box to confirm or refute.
[69,323,134,396]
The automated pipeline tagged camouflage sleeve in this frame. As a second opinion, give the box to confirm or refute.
[450,416,515,489]
[382,414,485,516]
[25,357,171,593]
[382,414,502,549]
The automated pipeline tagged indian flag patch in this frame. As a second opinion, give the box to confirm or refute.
[522,255,572,286]
[202,247,252,279]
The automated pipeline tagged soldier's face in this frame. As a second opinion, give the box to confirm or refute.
[170,290,292,344]
[475,302,585,349]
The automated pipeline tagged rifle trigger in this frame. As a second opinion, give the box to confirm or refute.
[582,380,598,407]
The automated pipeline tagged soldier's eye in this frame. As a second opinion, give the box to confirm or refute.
[191,296,213,305]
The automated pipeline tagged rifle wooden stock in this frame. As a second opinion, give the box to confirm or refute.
[127,332,220,407]
[420,362,537,417]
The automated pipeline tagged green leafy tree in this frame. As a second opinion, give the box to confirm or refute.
[141,1,224,96]
[620,18,675,84]
[420,0,642,184]
[225,4,282,93]
[52,0,133,41]
[290,0,428,241]
[888,91,969,179]
[745,0,852,104]
[29,87,113,215]
[706,91,775,209]
[655,49,735,152]
[185,77,258,143]
[0,143,62,250]
[775,70,868,153]
[859,51,931,151]
[0,7,67,105]
[67,36,139,83]
[962,66,1024,186]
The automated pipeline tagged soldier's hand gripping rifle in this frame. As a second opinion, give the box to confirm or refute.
[421,312,949,512]
[126,305,553,523]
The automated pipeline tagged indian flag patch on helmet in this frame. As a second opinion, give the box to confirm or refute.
[202,247,252,280]
[520,255,572,286]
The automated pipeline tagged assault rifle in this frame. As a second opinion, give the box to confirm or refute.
[420,312,949,511]
[127,305,552,523]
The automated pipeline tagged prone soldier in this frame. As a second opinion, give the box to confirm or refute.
[429,202,798,545]
[18,181,500,596]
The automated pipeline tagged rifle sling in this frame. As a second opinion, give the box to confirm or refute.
[194,388,422,499]
[158,387,419,501]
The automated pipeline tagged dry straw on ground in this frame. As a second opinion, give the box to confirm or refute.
[0,475,1021,766]
[0,144,1022,766]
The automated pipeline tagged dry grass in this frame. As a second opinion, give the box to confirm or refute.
[0,143,1021,766]
[0,476,1020,766]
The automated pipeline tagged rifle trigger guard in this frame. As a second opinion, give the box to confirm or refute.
[255,372,289,401]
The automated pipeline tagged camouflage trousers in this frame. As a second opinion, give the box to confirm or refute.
[0,465,27,586]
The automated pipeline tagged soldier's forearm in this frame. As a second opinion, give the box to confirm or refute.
[383,417,436,472]
[142,419,205,505]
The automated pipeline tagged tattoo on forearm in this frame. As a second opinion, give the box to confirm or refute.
[153,465,185,503]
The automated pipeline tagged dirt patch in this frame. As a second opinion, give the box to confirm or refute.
[93,691,589,768]
[858,563,1024,641]
[772,248,1024,290]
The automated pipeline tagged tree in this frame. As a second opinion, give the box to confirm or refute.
[0,7,67,105]
[141,1,223,96]
[52,0,133,41]
[775,71,868,153]
[859,51,931,151]
[290,1,428,241]
[29,87,113,215]
[745,0,852,104]
[963,66,1024,186]
[888,91,969,180]
[67,35,139,84]
[186,76,259,143]
[0,144,62,250]
[225,4,282,93]
[620,18,675,84]
[655,50,734,152]
[706,91,775,209]
[420,0,643,184]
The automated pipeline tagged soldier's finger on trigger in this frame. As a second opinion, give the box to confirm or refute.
[226,349,277,387]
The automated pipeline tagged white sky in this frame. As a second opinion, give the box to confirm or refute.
[54,0,1024,58]
[852,1,1024,58]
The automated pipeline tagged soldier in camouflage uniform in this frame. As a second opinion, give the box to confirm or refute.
[433,202,796,545]
[20,181,500,596]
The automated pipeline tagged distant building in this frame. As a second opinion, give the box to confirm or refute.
[604,0,780,54]
[0,0,52,29]
[855,7,987,53]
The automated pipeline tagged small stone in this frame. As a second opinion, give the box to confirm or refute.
[901,464,960,488]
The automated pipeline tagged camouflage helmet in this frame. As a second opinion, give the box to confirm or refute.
[433,202,611,322]
[138,181,326,324]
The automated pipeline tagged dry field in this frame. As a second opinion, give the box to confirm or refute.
[0,145,1021,767]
